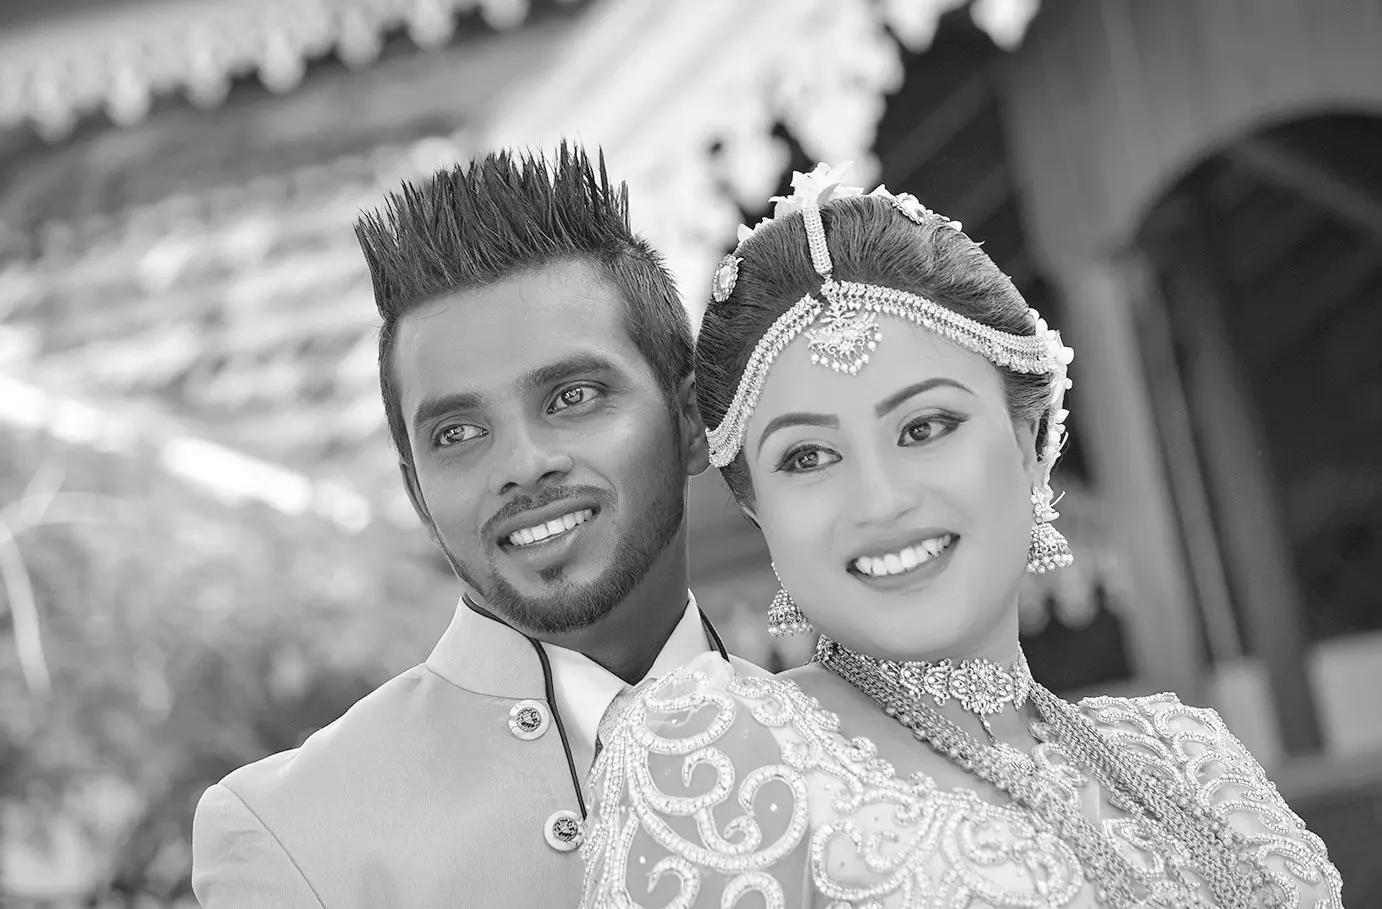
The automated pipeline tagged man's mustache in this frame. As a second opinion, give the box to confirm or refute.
[482,485,608,539]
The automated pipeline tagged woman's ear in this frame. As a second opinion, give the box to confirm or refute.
[1015,417,1042,482]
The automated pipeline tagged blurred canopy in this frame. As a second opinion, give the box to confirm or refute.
[1,421,455,900]
[0,0,1058,901]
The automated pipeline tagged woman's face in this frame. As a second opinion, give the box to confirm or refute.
[743,317,1040,662]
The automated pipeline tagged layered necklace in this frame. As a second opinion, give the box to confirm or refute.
[815,636,1287,909]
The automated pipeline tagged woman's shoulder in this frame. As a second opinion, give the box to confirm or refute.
[1072,690,1286,816]
[1075,690,1344,907]
[1074,689,1277,774]
[1076,689,1233,740]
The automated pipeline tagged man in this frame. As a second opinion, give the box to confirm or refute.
[191,144,754,907]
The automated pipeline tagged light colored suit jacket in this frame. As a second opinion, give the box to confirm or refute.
[191,601,757,908]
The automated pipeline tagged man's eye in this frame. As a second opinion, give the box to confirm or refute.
[437,424,486,447]
[550,385,600,412]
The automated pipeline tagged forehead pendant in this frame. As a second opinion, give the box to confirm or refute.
[806,284,881,375]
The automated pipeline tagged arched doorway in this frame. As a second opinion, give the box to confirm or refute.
[1133,111,1382,760]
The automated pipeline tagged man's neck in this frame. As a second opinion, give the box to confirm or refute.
[576,594,686,685]
[470,545,694,685]
[564,557,691,684]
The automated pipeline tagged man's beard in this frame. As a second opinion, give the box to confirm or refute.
[439,460,687,636]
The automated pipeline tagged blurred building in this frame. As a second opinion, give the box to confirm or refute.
[1,0,1380,902]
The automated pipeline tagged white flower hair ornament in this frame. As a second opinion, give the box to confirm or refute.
[704,162,1075,571]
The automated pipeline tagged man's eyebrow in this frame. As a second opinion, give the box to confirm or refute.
[522,354,620,392]
[755,412,840,456]
[412,391,486,436]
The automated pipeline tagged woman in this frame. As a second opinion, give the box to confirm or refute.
[577,164,1343,908]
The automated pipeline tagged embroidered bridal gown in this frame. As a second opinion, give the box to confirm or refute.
[578,652,1343,909]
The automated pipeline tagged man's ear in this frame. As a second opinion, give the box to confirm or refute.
[676,372,711,477]
[400,459,440,545]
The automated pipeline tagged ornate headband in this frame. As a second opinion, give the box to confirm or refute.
[703,162,1074,507]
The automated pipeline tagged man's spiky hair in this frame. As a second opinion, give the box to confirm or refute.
[354,142,693,467]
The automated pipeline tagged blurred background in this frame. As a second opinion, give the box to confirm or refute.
[1,0,1380,903]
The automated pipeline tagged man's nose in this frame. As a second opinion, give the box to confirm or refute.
[490,423,575,496]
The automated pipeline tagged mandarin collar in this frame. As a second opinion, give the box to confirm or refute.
[423,590,701,700]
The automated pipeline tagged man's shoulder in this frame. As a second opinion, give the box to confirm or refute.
[215,659,493,809]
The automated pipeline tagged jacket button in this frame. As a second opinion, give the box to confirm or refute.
[544,809,584,852]
[508,700,549,740]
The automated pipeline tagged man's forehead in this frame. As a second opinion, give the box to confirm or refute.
[395,300,641,417]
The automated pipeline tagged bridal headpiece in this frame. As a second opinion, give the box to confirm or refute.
[705,162,1072,469]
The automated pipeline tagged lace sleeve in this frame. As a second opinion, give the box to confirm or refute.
[1103,694,1345,909]
[579,653,813,909]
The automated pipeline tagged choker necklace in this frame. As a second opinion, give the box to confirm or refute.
[815,636,1286,909]
[812,635,1032,744]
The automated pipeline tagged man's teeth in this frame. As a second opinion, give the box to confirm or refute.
[508,509,594,547]
[853,535,955,577]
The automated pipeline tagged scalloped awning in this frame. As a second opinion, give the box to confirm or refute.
[0,0,563,140]
[481,0,1041,322]
[0,0,1051,555]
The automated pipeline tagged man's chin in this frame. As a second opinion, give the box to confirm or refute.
[485,575,620,637]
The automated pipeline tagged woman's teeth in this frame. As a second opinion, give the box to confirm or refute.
[852,534,955,577]
[508,509,594,547]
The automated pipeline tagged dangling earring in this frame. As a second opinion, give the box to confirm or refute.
[1026,483,1074,574]
[767,562,813,637]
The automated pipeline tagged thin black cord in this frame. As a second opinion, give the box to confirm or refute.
[700,611,730,661]
[524,634,588,820]
[523,609,729,822]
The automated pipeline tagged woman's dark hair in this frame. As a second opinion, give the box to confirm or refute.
[696,194,1053,508]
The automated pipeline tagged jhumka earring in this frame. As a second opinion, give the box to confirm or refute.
[1026,483,1074,574]
[767,562,813,637]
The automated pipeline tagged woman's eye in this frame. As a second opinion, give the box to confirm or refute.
[779,446,841,473]
[437,423,486,447]
[900,415,962,445]
[550,384,600,412]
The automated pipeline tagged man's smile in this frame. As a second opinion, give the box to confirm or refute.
[506,508,595,547]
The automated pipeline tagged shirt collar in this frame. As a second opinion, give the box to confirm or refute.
[423,590,709,715]
[424,598,547,699]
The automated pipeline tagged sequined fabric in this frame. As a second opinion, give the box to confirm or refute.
[578,653,1343,909]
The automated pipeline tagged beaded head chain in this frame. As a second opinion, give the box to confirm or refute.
[703,162,1075,511]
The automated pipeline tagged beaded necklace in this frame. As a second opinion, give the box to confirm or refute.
[815,637,1287,909]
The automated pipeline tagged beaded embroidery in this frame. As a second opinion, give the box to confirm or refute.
[579,659,1343,909]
